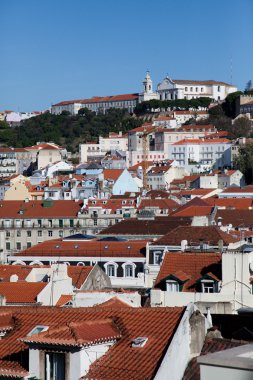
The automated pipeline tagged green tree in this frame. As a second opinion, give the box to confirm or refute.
[0,120,9,129]
[234,142,253,184]
[222,91,243,118]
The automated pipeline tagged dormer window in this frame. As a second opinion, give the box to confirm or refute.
[166,280,179,292]
[201,280,215,293]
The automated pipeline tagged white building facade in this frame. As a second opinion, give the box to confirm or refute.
[157,77,237,101]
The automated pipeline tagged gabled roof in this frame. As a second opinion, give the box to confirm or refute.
[0,306,185,380]
[97,297,132,308]
[170,197,210,217]
[67,265,93,289]
[172,79,234,86]
[152,226,237,246]
[21,318,121,347]
[103,169,124,181]
[155,252,221,291]
[0,282,46,304]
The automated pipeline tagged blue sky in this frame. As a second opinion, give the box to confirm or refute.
[0,0,252,111]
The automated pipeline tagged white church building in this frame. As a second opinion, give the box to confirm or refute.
[157,76,237,101]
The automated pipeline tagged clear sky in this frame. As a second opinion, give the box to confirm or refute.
[0,0,252,111]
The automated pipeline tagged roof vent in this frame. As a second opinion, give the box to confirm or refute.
[74,245,79,249]
[55,245,60,249]
[132,337,148,348]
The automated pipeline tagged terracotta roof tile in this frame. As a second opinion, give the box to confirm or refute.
[103,169,124,181]
[183,338,246,380]
[21,318,121,347]
[215,209,253,228]
[99,217,192,236]
[152,226,237,246]
[138,198,179,211]
[0,282,46,304]
[155,251,221,291]
[204,197,253,209]
[98,297,132,308]
[173,138,230,145]
[0,306,185,380]
[14,239,148,258]
[0,360,29,378]
[56,294,73,306]
[0,200,82,218]
[67,265,93,289]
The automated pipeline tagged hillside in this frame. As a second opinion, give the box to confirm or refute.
[0,108,143,152]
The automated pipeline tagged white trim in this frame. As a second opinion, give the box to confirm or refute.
[122,261,136,278]
[104,261,118,277]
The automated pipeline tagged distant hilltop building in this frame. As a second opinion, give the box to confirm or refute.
[51,72,237,115]
[157,77,237,101]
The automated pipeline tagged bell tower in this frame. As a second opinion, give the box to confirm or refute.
[143,70,153,94]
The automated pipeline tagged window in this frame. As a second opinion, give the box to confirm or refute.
[27,230,31,237]
[185,87,188,91]
[6,231,10,237]
[48,230,53,237]
[59,230,63,237]
[104,262,118,277]
[45,352,65,380]
[38,219,42,227]
[59,219,63,228]
[16,242,21,250]
[16,230,21,237]
[123,262,136,277]
[38,230,42,237]
[69,219,74,227]
[6,242,10,250]
[27,242,32,248]
[217,86,221,92]
[201,280,215,293]
[166,280,179,292]
[154,251,162,265]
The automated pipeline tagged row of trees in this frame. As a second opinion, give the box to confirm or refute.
[134,97,213,115]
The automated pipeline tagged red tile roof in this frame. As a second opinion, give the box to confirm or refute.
[0,360,29,378]
[222,185,253,193]
[53,94,139,107]
[67,265,93,288]
[22,318,121,347]
[171,205,214,217]
[14,239,148,258]
[56,294,73,306]
[215,209,253,228]
[173,138,230,145]
[152,226,237,246]
[98,296,132,308]
[0,265,33,281]
[0,282,46,304]
[99,217,192,236]
[0,200,82,218]
[155,252,221,290]
[0,306,185,380]
[178,124,215,131]
[103,169,124,181]
[138,198,179,211]
[0,312,14,332]
[183,338,246,380]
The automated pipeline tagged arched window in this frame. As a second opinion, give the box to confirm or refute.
[122,262,136,278]
[104,262,118,277]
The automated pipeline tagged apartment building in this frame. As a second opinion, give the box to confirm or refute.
[79,132,128,163]
[168,138,232,171]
